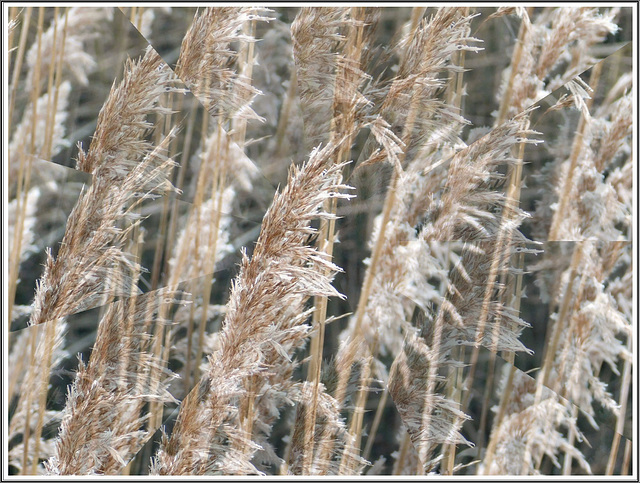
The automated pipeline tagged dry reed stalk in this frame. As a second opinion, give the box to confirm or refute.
[8,6,43,339]
[8,6,32,139]
[7,7,19,69]
[288,381,364,475]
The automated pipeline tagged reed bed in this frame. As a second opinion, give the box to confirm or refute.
[5,5,634,477]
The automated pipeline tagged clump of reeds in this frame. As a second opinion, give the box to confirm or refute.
[7,6,633,477]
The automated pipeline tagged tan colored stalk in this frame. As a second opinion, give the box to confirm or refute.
[554,254,592,400]
[224,26,259,440]
[562,404,579,475]
[481,351,516,473]
[8,6,36,329]
[178,99,211,399]
[158,104,203,402]
[362,383,388,462]
[18,10,45,471]
[273,68,297,158]
[438,21,469,471]
[605,337,632,474]
[148,91,181,292]
[117,229,144,477]
[548,62,602,240]
[19,328,39,474]
[129,6,137,25]
[163,103,198,277]
[621,439,632,475]
[393,431,412,475]
[335,168,397,466]
[136,6,144,31]
[141,101,180,446]
[8,7,17,71]
[495,10,530,126]
[442,344,464,475]
[540,243,583,389]
[416,309,445,475]
[29,318,58,473]
[481,249,524,471]
[7,6,39,361]
[40,6,59,159]
[194,121,227,403]
[303,8,369,474]
[338,357,371,474]
[8,6,32,141]
[144,95,181,427]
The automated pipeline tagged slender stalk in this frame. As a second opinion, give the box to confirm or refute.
[481,351,516,473]
[495,10,530,126]
[41,6,59,159]
[539,243,583,390]
[8,6,32,136]
[8,7,18,72]
[274,68,297,158]
[548,62,602,240]
[621,439,632,475]
[393,431,411,475]
[303,8,369,473]
[7,6,34,331]
[20,328,38,474]
[29,317,59,474]
[605,337,632,475]
[18,10,45,471]
[362,386,388,462]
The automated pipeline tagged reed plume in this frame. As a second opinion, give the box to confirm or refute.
[29,46,179,326]
[45,289,187,475]
[151,138,353,475]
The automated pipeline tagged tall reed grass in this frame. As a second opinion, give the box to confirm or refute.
[6,5,634,477]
